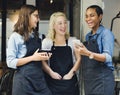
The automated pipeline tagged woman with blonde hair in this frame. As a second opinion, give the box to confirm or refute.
[42,12,80,95]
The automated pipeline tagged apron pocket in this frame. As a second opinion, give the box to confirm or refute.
[48,76,78,93]
[25,75,47,92]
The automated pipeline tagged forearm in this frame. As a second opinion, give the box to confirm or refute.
[17,55,34,66]
[87,51,106,62]
[42,61,53,75]
[69,57,81,76]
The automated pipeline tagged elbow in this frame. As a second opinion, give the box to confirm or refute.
[6,59,17,69]
[103,53,112,63]
[6,60,13,68]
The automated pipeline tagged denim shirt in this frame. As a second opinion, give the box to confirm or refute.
[86,25,115,70]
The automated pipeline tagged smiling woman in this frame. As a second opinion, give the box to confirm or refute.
[42,12,80,95]
[74,5,115,95]
[6,4,52,95]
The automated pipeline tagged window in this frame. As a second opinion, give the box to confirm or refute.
[36,0,65,20]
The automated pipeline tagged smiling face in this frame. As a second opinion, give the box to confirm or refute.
[29,10,39,29]
[53,16,67,36]
[47,12,70,40]
[85,8,102,31]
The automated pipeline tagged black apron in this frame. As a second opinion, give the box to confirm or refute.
[12,36,52,95]
[45,40,79,95]
[81,34,115,95]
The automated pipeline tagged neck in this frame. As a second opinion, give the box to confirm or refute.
[92,24,100,34]
[54,35,66,46]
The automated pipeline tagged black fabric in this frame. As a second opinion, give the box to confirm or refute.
[45,40,79,95]
[12,36,52,95]
[0,69,15,95]
[81,34,115,95]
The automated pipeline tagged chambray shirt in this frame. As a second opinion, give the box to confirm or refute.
[6,32,43,69]
[86,25,115,70]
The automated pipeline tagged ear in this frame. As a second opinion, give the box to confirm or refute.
[99,14,103,21]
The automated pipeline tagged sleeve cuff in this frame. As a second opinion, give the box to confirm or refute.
[102,53,112,63]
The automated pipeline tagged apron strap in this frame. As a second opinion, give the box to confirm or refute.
[66,40,68,46]
[88,34,99,41]
[53,40,68,46]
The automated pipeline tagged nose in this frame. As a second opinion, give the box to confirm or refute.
[85,16,91,23]
[86,16,90,21]
[62,23,67,28]
[37,17,40,22]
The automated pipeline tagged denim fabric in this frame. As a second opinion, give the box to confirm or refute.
[86,25,115,70]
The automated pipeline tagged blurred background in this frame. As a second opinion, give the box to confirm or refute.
[0,0,120,94]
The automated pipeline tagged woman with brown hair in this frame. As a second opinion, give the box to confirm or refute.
[6,5,52,95]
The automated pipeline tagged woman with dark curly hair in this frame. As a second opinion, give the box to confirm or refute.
[75,5,115,95]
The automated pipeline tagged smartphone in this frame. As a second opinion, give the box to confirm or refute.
[73,39,83,47]
[39,49,51,53]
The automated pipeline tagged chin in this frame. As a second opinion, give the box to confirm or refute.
[88,25,93,28]
[33,25,37,28]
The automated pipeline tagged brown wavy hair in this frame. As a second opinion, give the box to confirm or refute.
[14,5,39,41]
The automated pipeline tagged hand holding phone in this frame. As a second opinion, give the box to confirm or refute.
[73,39,83,47]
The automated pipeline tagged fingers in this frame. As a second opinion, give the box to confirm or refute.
[32,49,52,61]
[80,43,84,47]
[57,74,62,80]
[74,43,79,48]
[50,71,62,80]
[48,53,52,57]
[40,52,48,56]
[75,43,83,47]
[40,52,52,57]
[38,52,52,61]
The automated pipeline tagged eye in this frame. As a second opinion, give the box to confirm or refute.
[90,14,95,17]
[85,15,88,18]
[33,14,39,18]
[64,21,67,24]
[57,22,62,25]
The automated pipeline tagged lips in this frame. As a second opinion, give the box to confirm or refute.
[87,21,93,26]
[59,29,65,33]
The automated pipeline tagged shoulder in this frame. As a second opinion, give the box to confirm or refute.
[68,37,78,42]
[8,32,23,42]
[42,38,53,49]
[101,27,114,39]
[10,32,21,38]
[7,32,24,49]
[42,38,52,43]
[68,37,80,48]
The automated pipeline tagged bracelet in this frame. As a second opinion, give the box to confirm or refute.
[89,52,94,59]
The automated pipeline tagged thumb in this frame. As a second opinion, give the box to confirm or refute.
[34,48,39,53]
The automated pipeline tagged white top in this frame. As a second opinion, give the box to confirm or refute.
[42,37,80,64]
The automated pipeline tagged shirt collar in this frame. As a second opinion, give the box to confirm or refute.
[88,25,104,37]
